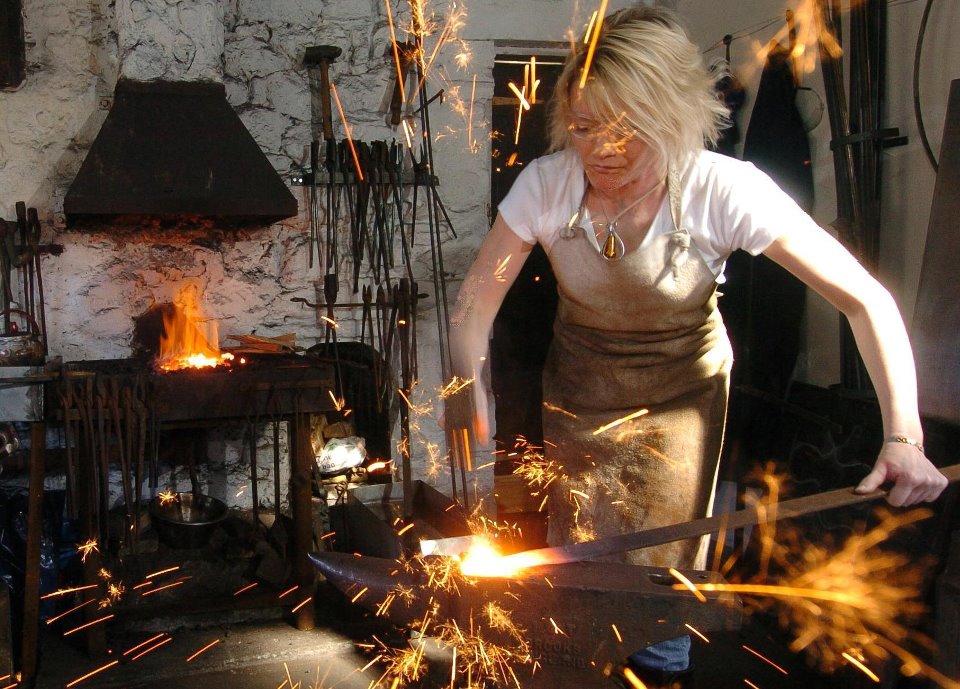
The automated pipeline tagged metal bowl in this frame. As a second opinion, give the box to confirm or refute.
[0,334,43,366]
[149,492,228,549]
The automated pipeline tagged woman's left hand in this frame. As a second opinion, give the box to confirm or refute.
[855,443,949,506]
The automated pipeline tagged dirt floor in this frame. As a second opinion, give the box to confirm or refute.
[29,582,846,689]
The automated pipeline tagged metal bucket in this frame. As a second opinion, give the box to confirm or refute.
[149,492,228,549]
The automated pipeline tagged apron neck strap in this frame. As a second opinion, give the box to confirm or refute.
[668,166,684,234]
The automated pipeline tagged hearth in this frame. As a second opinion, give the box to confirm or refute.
[48,350,344,654]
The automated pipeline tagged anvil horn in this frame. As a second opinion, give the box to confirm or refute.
[309,550,433,625]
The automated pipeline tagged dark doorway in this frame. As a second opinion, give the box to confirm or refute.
[488,54,563,541]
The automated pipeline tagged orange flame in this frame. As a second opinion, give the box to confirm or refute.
[156,294,234,371]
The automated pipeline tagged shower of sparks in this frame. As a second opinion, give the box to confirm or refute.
[742,645,787,675]
[63,614,114,637]
[385,0,406,105]
[328,390,347,410]
[158,490,177,505]
[467,74,477,151]
[407,552,465,596]
[435,603,532,688]
[77,539,99,562]
[592,408,649,435]
[65,660,119,687]
[407,1,469,106]
[46,598,95,625]
[131,636,173,661]
[493,254,513,282]
[529,56,539,104]
[669,568,707,603]
[681,476,958,689]
[139,579,188,597]
[583,10,599,45]
[507,82,530,111]
[842,651,880,682]
[512,80,529,146]
[454,426,472,471]
[685,623,710,644]
[185,639,221,662]
[331,82,364,182]
[124,634,168,656]
[401,116,415,148]
[440,375,473,398]
[543,401,577,419]
[579,0,609,88]
[734,0,843,89]
[102,581,125,607]
[41,584,98,599]
[622,665,646,689]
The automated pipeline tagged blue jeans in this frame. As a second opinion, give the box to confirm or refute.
[629,635,691,672]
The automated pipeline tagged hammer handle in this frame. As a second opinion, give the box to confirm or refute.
[319,62,333,141]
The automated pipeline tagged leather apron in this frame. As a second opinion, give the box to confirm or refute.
[542,170,732,569]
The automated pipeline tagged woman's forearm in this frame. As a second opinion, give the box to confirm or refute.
[843,282,924,441]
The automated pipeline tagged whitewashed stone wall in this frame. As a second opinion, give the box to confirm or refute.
[0,0,622,509]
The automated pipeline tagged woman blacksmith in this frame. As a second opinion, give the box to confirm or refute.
[448,5,947,687]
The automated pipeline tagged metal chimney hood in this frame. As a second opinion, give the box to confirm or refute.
[64,80,298,226]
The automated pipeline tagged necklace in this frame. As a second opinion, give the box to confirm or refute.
[592,178,664,261]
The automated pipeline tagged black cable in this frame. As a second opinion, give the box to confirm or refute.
[913,0,939,173]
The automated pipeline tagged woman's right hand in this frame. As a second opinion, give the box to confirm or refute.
[441,374,491,448]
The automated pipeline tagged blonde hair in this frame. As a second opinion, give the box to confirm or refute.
[548,5,729,172]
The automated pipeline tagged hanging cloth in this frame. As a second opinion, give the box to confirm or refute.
[720,37,814,464]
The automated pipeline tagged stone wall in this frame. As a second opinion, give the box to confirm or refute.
[0,0,614,508]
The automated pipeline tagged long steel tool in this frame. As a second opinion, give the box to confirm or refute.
[438,464,960,567]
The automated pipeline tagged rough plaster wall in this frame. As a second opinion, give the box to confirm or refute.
[2,0,627,509]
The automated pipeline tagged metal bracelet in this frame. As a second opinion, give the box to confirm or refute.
[886,436,925,454]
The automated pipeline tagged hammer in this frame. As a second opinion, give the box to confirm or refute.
[304,45,342,142]
[304,45,342,276]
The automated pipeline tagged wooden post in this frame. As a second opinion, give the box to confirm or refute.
[288,412,315,630]
[20,422,45,684]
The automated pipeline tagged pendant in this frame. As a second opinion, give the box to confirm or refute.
[600,223,625,261]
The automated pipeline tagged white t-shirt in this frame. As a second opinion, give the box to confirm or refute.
[498,148,821,282]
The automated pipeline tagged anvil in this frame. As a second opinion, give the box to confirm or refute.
[310,550,742,688]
